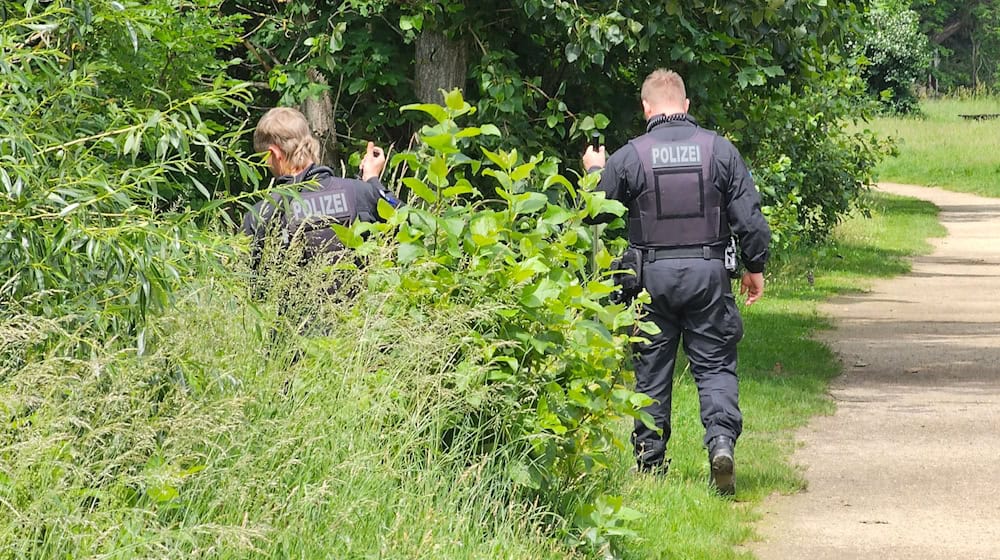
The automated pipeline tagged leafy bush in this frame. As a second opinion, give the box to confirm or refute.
[347,90,656,552]
[0,1,260,342]
[745,80,893,247]
[857,1,932,114]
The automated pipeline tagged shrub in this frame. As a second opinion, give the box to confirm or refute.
[857,1,933,114]
[0,1,260,343]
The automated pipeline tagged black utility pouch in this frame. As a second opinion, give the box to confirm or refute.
[611,247,643,304]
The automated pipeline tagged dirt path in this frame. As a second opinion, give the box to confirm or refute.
[750,183,1000,559]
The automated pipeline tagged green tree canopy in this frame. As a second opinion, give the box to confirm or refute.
[911,0,1000,91]
[233,0,886,245]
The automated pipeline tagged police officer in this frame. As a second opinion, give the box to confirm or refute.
[582,69,770,495]
[241,106,398,269]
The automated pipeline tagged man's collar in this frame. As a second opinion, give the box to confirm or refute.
[646,112,695,132]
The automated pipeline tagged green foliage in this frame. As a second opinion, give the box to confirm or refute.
[359,92,657,553]
[912,0,1000,91]
[0,1,262,340]
[748,80,893,248]
[234,0,886,245]
[0,280,577,559]
[0,94,655,558]
[857,1,932,113]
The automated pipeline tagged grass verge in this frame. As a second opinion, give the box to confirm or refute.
[866,97,1000,196]
[613,191,946,559]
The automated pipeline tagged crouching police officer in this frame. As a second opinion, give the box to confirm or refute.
[241,107,399,272]
[583,69,770,495]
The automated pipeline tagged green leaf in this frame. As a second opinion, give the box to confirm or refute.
[612,308,636,330]
[58,202,81,217]
[147,484,178,503]
[513,192,547,214]
[541,204,574,226]
[444,89,465,110]
[481,147,516,170]
[402,177,438,203]
[509,461,541,490]
[398,242,424,264]
[454,127,483,138]
[331,223,362,249]
[595,248,613,270]
[191,177,211,200]
[565,43,582,63]
[544,174,577,199]
[510,162,535,182]
[521,277,561,308]
[329,29,345,53]
[586,280,616,296]
[637,319,661,335]
[479,124,501,136]
[377,198,396,220]
[421,133,458,153]
[401,103,449,123]
[428,155,449,187]
[469,213,499,246]
[442,180,477,198]
[512,257,550,283]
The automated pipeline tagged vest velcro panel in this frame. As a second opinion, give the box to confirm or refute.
[628,127,729,248]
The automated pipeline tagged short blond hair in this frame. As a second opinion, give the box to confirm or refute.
[641,69,686,106]
[253,107,321,170]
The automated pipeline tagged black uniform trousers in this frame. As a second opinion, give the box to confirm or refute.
[632,256,744,468]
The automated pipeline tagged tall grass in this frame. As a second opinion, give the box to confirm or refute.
[0,256,575,559]
[867,97,1000,195]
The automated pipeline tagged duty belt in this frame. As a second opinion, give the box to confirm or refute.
[644,245,725,263]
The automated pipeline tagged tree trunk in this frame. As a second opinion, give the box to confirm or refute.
[933,18,967,44]
[414,31,468,104]
[300,68,337,166]
[972,37,980,89]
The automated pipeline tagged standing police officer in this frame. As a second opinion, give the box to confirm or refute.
[241,106,398,269]
[583,69,770,495]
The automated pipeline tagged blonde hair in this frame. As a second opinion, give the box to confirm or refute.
[641,69,686,107]
[253,107,321,171]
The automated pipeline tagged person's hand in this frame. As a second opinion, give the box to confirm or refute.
[583,145,606,171]
[360,141,386,181]
[740,271,765,306]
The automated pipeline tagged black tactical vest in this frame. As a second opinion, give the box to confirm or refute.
[286,181,359,256]
[628,127,730,248]
[274,167,367,260]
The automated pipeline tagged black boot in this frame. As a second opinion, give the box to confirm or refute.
[708,436,735,496]
[631,457,670,476]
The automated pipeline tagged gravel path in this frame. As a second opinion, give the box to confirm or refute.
[750,183,1000,560]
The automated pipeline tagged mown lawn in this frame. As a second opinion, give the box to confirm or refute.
[866,97,1000,196]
